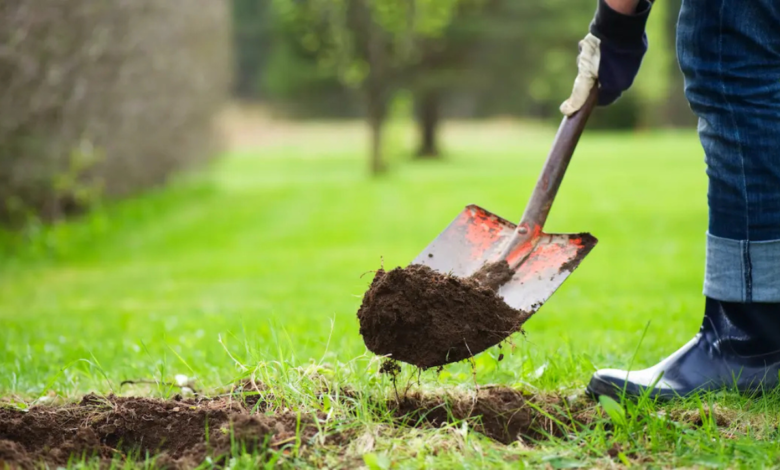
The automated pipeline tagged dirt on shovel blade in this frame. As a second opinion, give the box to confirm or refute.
[357,262,532,369]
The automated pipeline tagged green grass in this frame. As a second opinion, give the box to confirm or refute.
[3,120,780,468]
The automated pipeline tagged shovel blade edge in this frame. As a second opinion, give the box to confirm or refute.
[498,231,597,312]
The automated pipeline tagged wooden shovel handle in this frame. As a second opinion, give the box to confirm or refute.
[519,85,599,231]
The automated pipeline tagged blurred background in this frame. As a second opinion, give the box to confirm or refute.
[1,0,695,230]
[0,0,707,397]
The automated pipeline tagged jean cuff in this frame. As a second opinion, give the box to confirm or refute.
[704,232,780,303]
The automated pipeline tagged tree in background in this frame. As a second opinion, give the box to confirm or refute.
[234,0,362,118]
[237,0,694,169]
[271,0,482,174]
[408,0,489,159]
[233,0,272,99]
[408,0,602,155]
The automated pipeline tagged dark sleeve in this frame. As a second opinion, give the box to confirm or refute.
[589,0,654,49]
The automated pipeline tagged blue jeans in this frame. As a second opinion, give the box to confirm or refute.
[677,0,780,302]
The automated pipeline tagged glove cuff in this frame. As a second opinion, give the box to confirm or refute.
[590,0,653,49]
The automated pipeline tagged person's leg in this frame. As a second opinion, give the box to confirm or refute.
[588,0,780,400]
[692,1,780,299]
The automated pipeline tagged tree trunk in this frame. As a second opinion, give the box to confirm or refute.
[415,89,441,159]
[366,96,386,174]
[363,3,389,175]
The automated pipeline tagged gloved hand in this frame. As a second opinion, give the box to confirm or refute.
[560,0,654,116]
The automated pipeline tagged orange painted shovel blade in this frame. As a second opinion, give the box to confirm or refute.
[411,204,597,313]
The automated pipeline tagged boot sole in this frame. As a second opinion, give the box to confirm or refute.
[587,375,777,402]
[586,375,624,401]
[586,375,675,402]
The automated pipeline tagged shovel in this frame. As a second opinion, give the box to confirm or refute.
[412,85,599,314]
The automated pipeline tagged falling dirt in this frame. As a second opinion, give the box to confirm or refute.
[0,392,331,469]
[357,264,532,369]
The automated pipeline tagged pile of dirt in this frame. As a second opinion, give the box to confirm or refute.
[357,262,532,369]
[388,386,590,444]
[0,393,329,469]
[0,384,596,468]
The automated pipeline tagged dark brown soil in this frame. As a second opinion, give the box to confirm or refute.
[357,263,531,369]
[0,393,330,469]
[470,260,516,292]
[388,386,592,444]
[0,385,599,468]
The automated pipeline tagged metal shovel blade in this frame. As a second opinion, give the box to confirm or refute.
[410,85,600,314]
[411,204,597,313]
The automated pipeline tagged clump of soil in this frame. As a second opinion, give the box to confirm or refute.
[357,262,532,369]
[0,393,330,469]
[469,260,516,292]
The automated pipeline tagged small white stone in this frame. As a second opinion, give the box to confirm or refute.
[175,374,190,387]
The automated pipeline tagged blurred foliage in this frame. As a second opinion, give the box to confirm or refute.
[231,0,696,167]
[233,0,694,129]
[228,0,696,169]
[0,0,695,227]
[268,0,482,86]
[263,0,485,172]
[0,0,232,227]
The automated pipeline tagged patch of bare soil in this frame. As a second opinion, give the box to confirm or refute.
[0,392,330,469]
[0,384,596,468]
[2,380,750,469]
[0,384,604,469]
[386,386,592,444]
[669,405,735,428]
[357,263,532,369]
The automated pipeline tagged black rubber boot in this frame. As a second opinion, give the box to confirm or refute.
[587,298,780,400]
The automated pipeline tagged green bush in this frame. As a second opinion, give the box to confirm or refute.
[0,0,232,226]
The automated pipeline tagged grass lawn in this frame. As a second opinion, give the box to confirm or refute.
[3,117,780,468]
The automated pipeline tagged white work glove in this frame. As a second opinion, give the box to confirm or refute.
[559,34,601,117]
[559,0,655,117]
